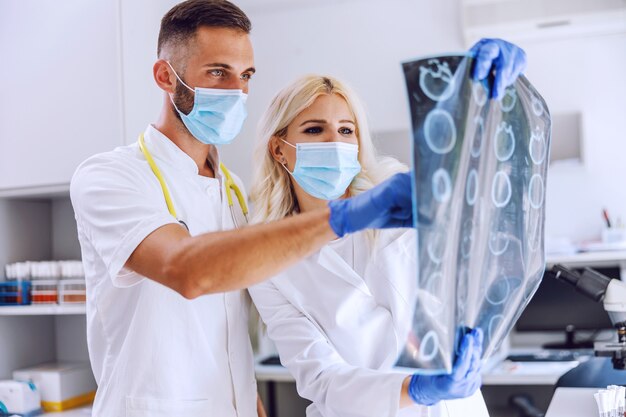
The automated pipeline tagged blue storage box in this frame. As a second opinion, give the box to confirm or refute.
[0,281,31,306]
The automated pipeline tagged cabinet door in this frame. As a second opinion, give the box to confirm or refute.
[0,0,123,191]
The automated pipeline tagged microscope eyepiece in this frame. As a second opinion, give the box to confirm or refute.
[551,265,610,303]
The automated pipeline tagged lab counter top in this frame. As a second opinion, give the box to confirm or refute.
[545,388,600,417]
[42,356,582,417]
[255,349,589,386]
[480,359,580,385]
[546,250,626,275]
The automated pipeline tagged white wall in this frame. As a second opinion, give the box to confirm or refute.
[120,0,625,243]
[518,33,626,242]
[0,200,52,267]
[51,198,82,260]
[55,315,90,363]
[120,0,180,144]
[0,316,57,379]
[224,0,463,183]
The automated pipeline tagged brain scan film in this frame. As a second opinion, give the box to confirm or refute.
[396,55,551,374]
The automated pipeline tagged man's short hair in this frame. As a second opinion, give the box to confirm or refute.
[158,0,251,57]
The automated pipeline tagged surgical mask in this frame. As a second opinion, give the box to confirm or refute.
[167,62,247,145]
[281,139,361,200]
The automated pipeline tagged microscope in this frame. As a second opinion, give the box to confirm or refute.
[551,265,626,370]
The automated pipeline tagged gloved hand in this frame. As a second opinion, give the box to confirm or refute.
[328,172,413,238]
[470,38,527,100]
[408,328,484,406]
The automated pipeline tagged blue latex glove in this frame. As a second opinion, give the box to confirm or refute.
[408,328,484,406]
[328,172,413,237]
[470,38,527,100]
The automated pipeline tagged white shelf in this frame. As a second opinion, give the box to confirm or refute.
[44,405,92,416]
[0,183,69,199]
[0,304,86,316]
[547,250,626,268]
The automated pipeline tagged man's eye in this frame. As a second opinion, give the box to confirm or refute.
[304,127,322,134]
[339,127,354,135]
[241,73,252,81]
[209,69,224,77]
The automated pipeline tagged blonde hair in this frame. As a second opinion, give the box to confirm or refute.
[250,74,407,228]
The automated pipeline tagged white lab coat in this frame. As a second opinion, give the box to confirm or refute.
[71,125,256,417]
[249,229,489,417]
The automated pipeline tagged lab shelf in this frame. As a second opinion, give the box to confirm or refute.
[0,183,69,199]
[0,304,86,316]
[43,405,92,416]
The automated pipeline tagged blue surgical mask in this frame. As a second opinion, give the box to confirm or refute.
[281,139,362,200]
[167,62,247,145]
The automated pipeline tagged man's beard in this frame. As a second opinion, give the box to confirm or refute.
[172,81,195,122]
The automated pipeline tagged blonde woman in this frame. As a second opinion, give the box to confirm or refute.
[248,75,488,417]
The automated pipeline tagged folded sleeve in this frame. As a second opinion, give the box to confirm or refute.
[250,280,423,417]
[70,153,179,287]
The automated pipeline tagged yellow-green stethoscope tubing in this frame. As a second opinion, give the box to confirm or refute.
[138,133,249,228]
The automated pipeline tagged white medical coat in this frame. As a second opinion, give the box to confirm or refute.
[70,125,256,417]
[249,229,489,417]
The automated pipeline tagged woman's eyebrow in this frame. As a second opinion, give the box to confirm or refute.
[299,119,327,126]
[299,119,356,126]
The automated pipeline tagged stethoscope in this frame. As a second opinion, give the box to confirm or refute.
[138,133,249,229]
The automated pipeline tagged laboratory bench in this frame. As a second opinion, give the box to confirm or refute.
[256,348,586,385]
[254,347,602,417]
[480,347,589,385]
[255,348,590,383]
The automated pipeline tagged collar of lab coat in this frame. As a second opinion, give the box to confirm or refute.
[143,124,222,181]
[317,237,374,297]
[316,230,417,300]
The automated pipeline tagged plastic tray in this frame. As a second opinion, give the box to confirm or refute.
[58,279,86,304]
[0,281,31,305]
[31,279,59,304]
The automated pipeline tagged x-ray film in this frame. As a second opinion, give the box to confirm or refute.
[397,55,551,373]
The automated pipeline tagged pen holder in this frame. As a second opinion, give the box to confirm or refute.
[602,228,626,245]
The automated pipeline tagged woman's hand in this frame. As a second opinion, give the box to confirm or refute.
[470,38,527,100]
[406,328,484,406]
[328,172,413,237]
